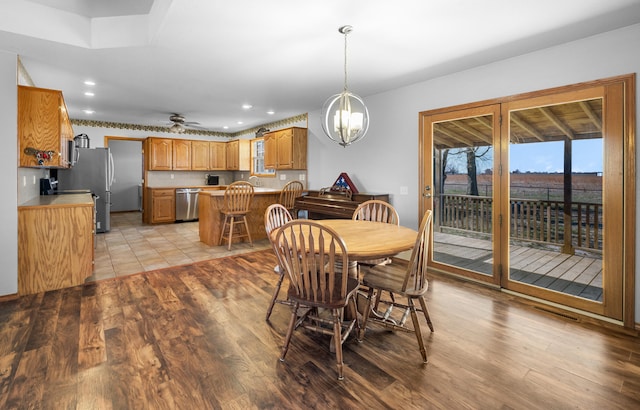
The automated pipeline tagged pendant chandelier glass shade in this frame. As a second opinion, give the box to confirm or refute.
[321,25,369,147]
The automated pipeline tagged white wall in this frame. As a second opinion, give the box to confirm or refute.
[307,23,640,320]
[0,51,17,295]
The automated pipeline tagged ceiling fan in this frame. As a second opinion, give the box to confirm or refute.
[167,114,202,133]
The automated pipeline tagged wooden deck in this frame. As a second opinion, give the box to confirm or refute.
[433,232,603,302]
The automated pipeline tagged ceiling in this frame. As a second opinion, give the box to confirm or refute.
[2,0,640,135]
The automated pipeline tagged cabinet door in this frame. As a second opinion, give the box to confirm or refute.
[191,140,210,170]
[276,129,294,169]
[226,140,239,170]
[151,189,175,223]
[173,139,192,170]
[147,138,173,170]
[18,86,65,168]
[263,132,277,169]
[209,141,226,170]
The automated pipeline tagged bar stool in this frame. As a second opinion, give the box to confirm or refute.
[279,180,304,218]
[219,181,254,250]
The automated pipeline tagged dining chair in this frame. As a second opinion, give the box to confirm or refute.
[352,199,400,267]
[352,199,400,225]
[274,220,360,381]
[264,204,293,321]
[219,181,254,250]
[357,210,434,363]
[278,180,304,218]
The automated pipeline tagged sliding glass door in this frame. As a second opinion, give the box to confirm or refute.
[420,75,634,324]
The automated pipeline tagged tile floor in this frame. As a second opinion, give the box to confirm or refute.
[90,212,271,282]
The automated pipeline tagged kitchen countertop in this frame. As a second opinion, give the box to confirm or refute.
[19,193,94,208]
[199,187,281,196]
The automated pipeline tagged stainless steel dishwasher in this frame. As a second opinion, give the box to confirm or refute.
[175,188,201,221]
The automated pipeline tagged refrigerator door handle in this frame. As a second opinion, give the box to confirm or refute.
[108,151,115,189]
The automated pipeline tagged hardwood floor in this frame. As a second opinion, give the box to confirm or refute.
[1,249,639,409]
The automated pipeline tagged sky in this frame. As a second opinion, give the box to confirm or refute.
[446,138,603,174]
[510,139,603,174]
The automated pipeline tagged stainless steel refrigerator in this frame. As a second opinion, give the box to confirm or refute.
[57,147,113,233]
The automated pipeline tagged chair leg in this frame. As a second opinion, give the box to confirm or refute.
[242,215,253,247]
[418,296,434,332]
[409,298,428,363]
[266,268,286,321]
[280,302,299,362]
[219,215,229,246]
[332,308,345,381]
[227,216,236,250]
[357,287,375,341]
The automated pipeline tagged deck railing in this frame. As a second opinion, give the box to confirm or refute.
[437,194,602,253]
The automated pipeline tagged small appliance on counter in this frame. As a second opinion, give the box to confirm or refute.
[40,177,58,195]
[205,174,219,185]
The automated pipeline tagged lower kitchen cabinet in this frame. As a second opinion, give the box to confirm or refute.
[146,188,176,224]
[18,194,94,295]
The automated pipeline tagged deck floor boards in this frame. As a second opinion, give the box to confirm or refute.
[434,232,603,301]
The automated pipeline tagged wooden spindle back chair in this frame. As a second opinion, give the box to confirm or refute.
[358,210,434,363]
[264,204,293,320]
[219,181,254,250]
[274,220,360,380]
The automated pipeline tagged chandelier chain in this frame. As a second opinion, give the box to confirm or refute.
[343,28,349,92]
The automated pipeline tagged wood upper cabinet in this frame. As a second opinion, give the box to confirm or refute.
[209,141,226,170]
[191,140,210,170]
[226,139,250,170]
[263,131,278,169]
[264,127,307,169]
[18,85,73,168]
[146,137,173,170]
[172,139,192,170]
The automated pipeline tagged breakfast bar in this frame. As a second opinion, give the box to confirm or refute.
[198,187,281,246]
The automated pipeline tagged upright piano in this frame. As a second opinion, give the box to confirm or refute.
[294,189,390,219]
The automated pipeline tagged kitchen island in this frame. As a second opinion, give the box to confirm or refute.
[198,187,281,246]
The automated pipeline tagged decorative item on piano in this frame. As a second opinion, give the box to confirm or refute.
[294,173,388,220]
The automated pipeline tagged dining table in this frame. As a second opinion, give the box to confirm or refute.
[302,219,418,279]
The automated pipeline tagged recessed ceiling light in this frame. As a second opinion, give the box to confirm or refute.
[223,126,229,129]
[242,104,252,110]
[84,80,95,86]
[266,110,275,115]
[84,92,94,97]
[237,121,244,125]
[83,109,95,114]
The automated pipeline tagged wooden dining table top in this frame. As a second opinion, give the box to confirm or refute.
[312,219,417,260]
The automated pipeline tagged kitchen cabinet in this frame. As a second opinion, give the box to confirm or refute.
[191,140,210,170]
[18,194,94,295]
[173,139,192,170]
[209,141,226,170]
[264,127,307,170]
[226,139,250,170]
[147,188,176,224]
[18,85,74,168]
[146,137,173,170]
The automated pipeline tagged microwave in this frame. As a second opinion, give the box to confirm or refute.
[206,175,219,185]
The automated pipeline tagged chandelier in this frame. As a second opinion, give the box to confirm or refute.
[321,25,369,147]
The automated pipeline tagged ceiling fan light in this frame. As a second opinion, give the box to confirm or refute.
[169,123,185,134]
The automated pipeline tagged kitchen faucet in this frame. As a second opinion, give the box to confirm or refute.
[248,175,260,187]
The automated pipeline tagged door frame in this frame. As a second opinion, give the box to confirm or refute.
[418,74,636,328]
